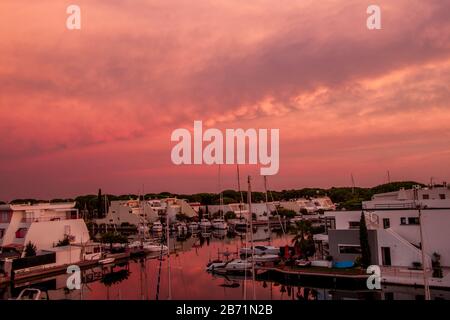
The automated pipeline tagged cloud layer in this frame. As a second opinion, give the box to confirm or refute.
[0,0,449,199]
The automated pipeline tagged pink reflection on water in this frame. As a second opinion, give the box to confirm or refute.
[84,231,296,300]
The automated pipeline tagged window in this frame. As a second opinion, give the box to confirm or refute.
[400,217,407,225]
[383,218,390,229]
[422,194,429,200]
[15,228,28,238]
[0,228,4,239]
[348,221,360,229]
[338,245,362,254]
[408,217,420,225]
[439,194,446,200]
[0,211,12,223]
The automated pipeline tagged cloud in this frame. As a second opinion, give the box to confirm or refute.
[0,0,449,199]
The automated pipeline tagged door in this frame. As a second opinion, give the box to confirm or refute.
[381,247,391,266]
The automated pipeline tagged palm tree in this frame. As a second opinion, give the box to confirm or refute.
[291,220,315,259]
[24,241,37,257]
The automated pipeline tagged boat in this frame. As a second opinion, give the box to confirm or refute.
[99,257,115,265]
[240,245,280,256]
[212,218,228,230]
[249,254,280,263]
[128,240,142,249]
[15,288,49,300]
[188,221,199,230]
[177,222,188,233]
[224,259,253,272]
[295,259,312,267]
[152,221,163,232]
[206,259,228,272]
[199,218,212,229]
[143,241,169,253]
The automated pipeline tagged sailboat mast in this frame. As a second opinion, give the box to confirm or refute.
[167,209,172,300]
[237,165,244,218]
[247,176,256,300]
[263,176,271,245]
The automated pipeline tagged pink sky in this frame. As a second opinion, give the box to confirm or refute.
[0,0,449,200]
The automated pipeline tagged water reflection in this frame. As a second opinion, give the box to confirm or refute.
[0,227,448,300]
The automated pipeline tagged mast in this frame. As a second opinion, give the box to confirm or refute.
[414,186,431,300]
[167,209,172,300]
[247,176,256,300]
[263,176,271,245]
[418,207,431,300]
[219,165,224,220]
[236,165,244,219]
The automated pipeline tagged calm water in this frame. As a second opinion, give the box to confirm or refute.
[1,227,449,300]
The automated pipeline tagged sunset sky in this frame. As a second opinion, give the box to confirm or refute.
[0,0,449,200]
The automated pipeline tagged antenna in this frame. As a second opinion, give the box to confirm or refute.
[387,170,391,184]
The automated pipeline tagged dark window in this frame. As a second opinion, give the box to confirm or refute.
[383,218,390,229]
[0,211,12,223]
[408,217,420,225]
[422,194,429,200]
[338,245,362,254]
[0,228,4,239]
[348,221,360,229]
[15,228,28,238]
[439,194,446,200]
[400,217,407,225]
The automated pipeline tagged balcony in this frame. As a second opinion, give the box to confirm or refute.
[21,215,77,223]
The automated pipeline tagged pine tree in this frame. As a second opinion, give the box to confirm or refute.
[359,211,371,268]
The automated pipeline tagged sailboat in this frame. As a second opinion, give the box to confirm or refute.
[212,165,228,230]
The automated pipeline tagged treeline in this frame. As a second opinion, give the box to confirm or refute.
[2,181,425,218]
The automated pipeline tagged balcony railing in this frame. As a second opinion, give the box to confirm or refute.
[20,216,75,223]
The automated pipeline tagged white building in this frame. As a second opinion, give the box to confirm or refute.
[0,202,90,255]
[280,196,335,214]
[205,202,277,221]
[96,199,160,226]
[324,185,450,288]
[96,198,197,226]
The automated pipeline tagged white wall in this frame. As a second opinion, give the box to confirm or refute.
[24,219,90,251]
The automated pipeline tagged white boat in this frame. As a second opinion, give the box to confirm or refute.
[188,222,199,230]
[224,259,253,272]
[99,257,115,265]
[176,222,188,233]
[212,218,228,230]
[199,218,212,229]
[249,254,280,263]
[128,240,142,249]
[152,221,163,232]
[143,242,168,253]
[240,245,280,256]
[206,260,227,272]
[15,288,49,300]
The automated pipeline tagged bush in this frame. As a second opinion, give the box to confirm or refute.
[56,236,70,247]
[24,242,37,257]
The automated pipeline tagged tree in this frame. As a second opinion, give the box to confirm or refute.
[24,241,37,257]
[359,211,371,268]
[101,232,128,250]
[292,221,315,259]
[56,236,70,247]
